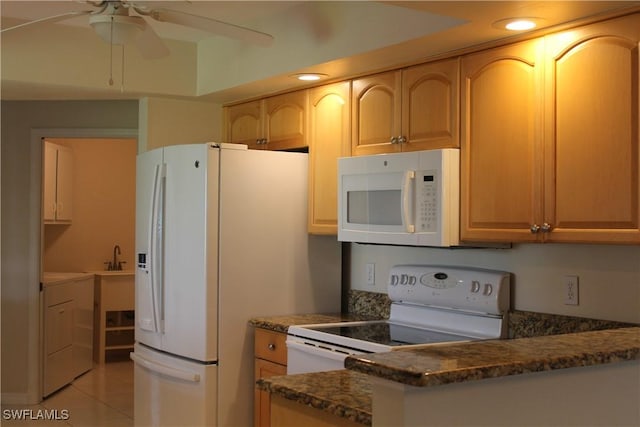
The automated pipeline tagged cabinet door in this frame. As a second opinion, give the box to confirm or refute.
[543,13,640,243]
[55,145,73,222]
[46,300,74,355]
[254,358,287,427]
[460,39,545,242]
[225,100,264,149]
[352,71,402,155]
[264,91,307,151]
[402,58,460,151]
[307,81,351,234]
[43,142,57,221]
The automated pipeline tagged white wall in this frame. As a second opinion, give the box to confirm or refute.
[0,100,138,403]
[349,243,640,323]
[138,97,222,152]
[1,97,225,403]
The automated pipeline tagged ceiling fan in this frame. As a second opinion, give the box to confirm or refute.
[1,0,275,59]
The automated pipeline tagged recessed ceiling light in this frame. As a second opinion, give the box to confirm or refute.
[492,17,544,32]
[294,73,327,81]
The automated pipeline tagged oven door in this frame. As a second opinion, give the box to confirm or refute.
[286,336,366,374]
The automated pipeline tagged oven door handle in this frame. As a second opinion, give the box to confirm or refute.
[286,339,353,362]
[402,170,415,233]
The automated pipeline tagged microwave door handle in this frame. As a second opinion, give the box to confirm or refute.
[402,170,416,233]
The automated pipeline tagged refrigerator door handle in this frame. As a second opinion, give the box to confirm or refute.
[130,352,201,383]
[150,164,166,333]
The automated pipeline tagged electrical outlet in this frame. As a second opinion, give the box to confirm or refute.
[564,275,579,305]
[366,263,375,286]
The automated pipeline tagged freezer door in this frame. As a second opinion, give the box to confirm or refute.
[131,344,217,426]
[161,144,219,361]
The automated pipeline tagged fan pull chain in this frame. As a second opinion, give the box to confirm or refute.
[108,16,114,86]
[121,44,125,93]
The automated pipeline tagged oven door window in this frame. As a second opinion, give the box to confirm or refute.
[341,172,411,232]
[347,190,401,225]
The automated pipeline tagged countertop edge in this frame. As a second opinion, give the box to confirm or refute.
[42,272,95,287]
[344,327,640,388]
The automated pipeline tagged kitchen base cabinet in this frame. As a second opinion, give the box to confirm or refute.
[93,273,135,363]
[254,328,287,427]
[371,360,640,427]
[43,273,94,397]
[270,395,363,427]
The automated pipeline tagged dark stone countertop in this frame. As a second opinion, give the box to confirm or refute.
[344,327,640,387]
[251,311,638,426]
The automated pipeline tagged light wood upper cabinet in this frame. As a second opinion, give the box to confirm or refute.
[402,58,460,151]
[224,100,263,149]
[461,39,545,243]
[352,59,460,156]
[307,81,351,234]
[43,141,73,224]
[352,71,402,155]
[461,13,640,244]
[224,92,307,151]
[264,91,307,151]
[542,13,640,244]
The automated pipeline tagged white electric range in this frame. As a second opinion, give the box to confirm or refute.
[286,265,511,374]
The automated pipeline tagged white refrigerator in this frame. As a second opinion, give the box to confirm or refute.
[131,143,341,426]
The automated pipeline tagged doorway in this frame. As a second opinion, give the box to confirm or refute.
[42,137,137,273]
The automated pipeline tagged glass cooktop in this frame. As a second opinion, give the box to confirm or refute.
[305,322,473,347]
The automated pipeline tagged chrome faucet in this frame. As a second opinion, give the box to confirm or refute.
[113,245,121,270]
[104,245,125,271]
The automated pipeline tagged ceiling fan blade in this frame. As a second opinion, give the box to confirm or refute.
[135,22,170,59]
[147,9,274,47]
[1,10,93,33]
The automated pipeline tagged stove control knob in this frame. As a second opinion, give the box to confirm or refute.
[471,280,481,293]
[390,275,399,286]
[483,283,493,296]
[400,274,409,285]
[409,275,416,285]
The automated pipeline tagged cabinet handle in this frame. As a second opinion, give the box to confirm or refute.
[397,136,407,144]
[541,223,553,233]
[268,343,276,351]
[390,136,399,144]
[530,224,540,234]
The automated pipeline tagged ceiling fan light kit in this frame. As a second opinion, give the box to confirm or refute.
[89,15,145,45]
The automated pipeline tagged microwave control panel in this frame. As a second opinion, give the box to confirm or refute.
[416,170,438,232]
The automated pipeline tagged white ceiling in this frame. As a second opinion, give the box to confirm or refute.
[2,1,639,103]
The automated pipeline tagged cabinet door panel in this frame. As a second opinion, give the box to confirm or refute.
[43,142,57,221]
[352,71,402,155]
[254,358,286,427]
[264,91,306,151]
[46,301,74,355]
[225,100,263,149]
[545,14,640,243]
[403,58,460,151]
[56,145,73,221]
[308,82,351,234]
[461,39,544,242]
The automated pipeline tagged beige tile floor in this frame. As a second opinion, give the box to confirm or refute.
[2,361,133,427]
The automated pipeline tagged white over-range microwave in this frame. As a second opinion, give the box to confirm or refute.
[338,149,459,247]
